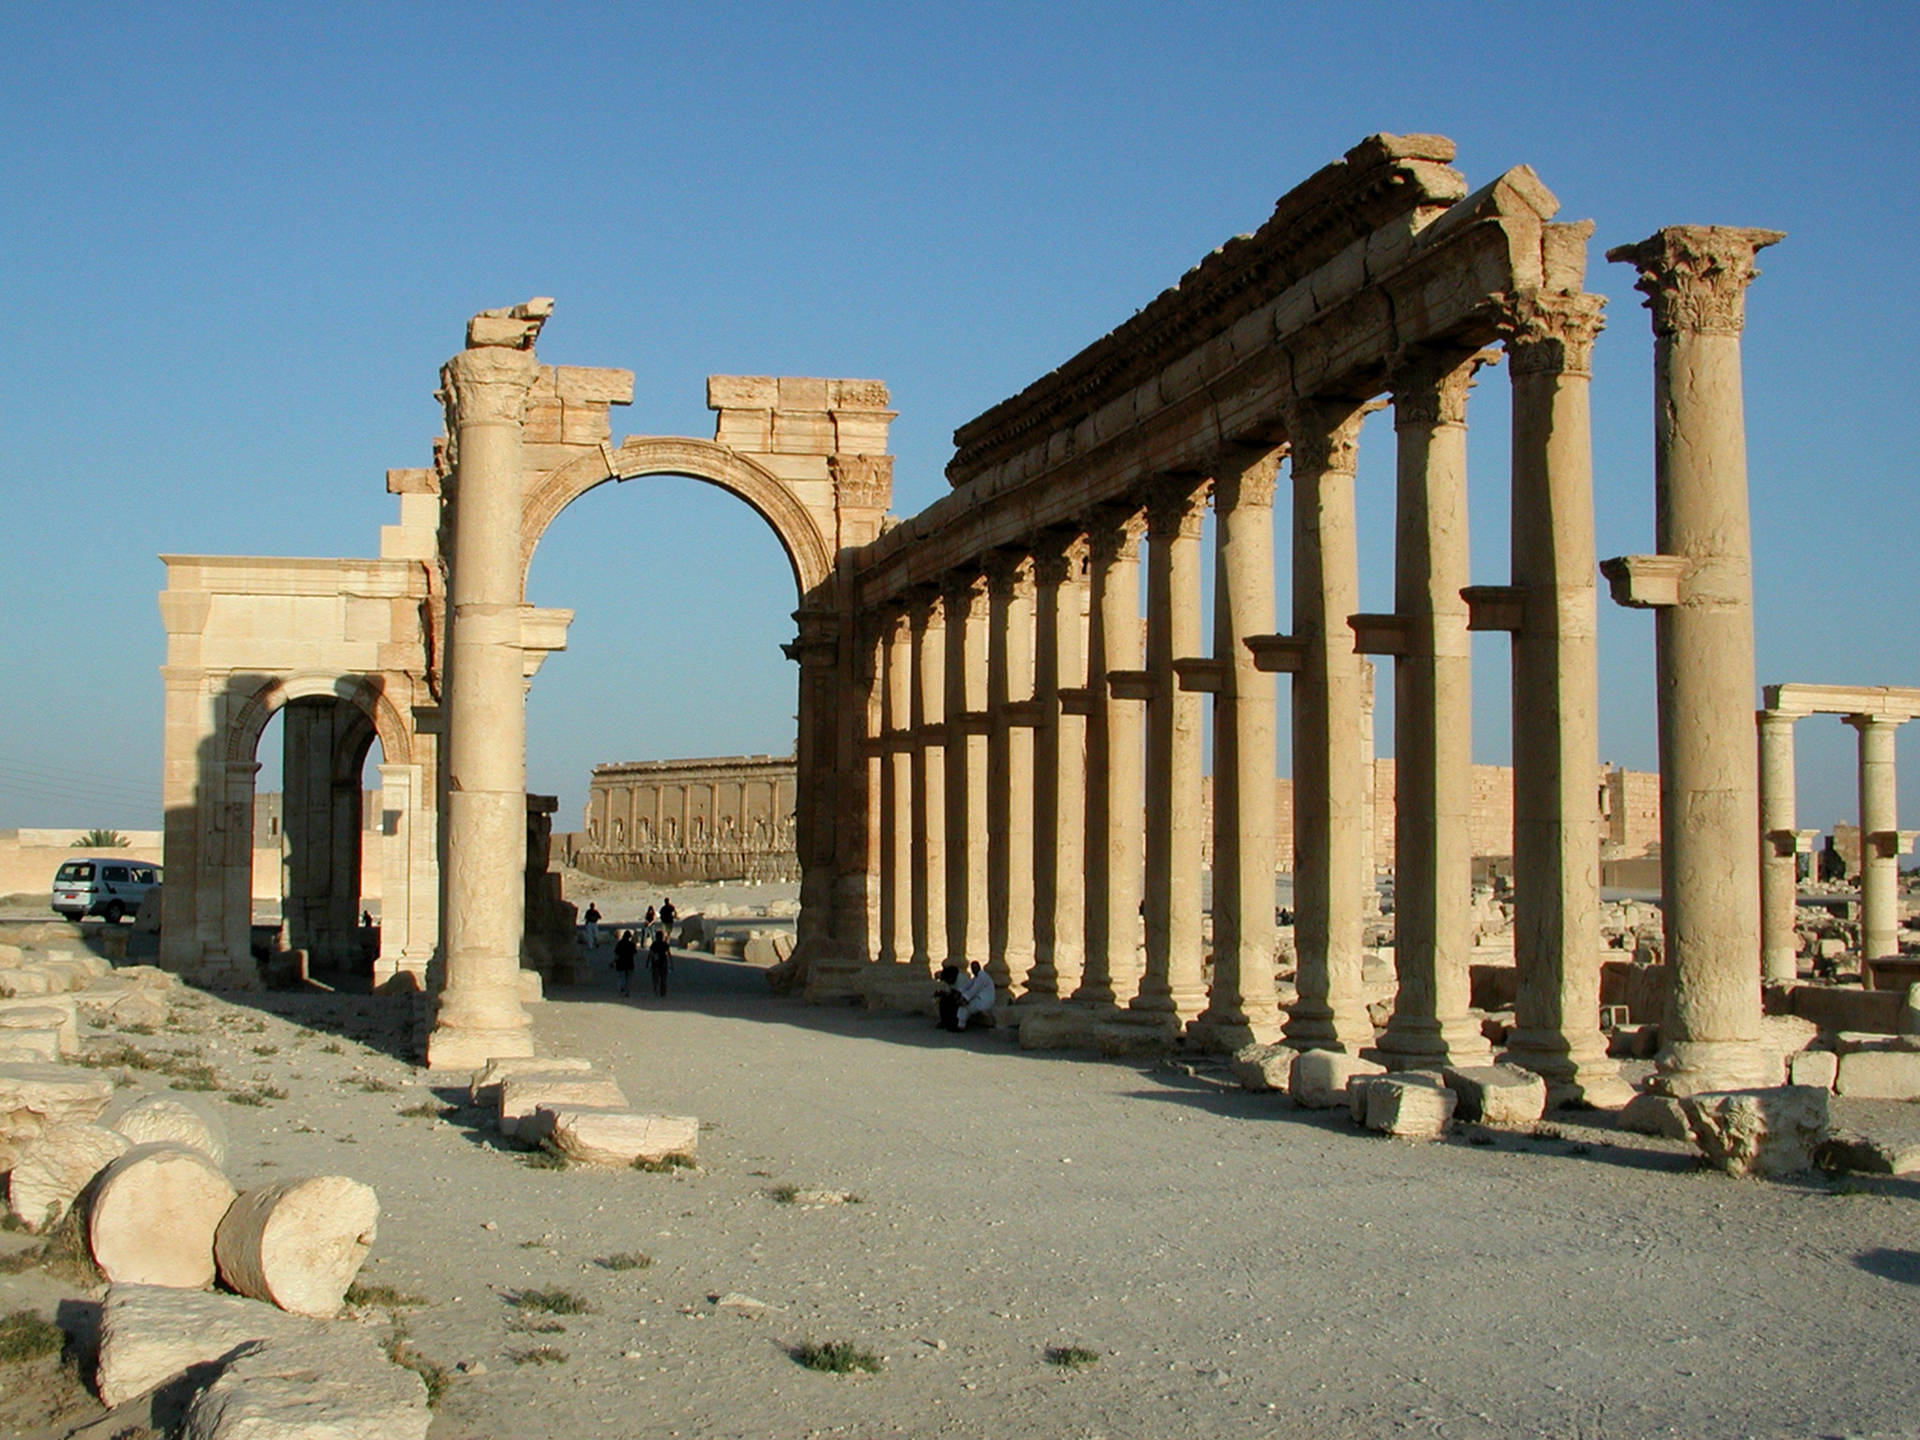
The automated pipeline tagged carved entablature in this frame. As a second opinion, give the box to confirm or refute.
[1605,226,1784,337]
[829,453,894,510]
[1499,290,1607,376]
[979,545,1033,597]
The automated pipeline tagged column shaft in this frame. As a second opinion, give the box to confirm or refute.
[879,609,913,966]
[908,592,947,972]
[1758,710,1801,984]
[985,554,1037,994]
[943,575,988,969]
[1080,508,1146,1005]
[1029,533,1087,998]
[1852,715,1904,964]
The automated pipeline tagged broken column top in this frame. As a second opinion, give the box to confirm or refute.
[466,297,555,350]
[1605,227,1784,336]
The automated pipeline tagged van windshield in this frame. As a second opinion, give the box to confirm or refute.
[56,862,94,881]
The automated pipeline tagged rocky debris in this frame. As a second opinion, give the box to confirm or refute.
[1288,1049,1382,1110]
[0,1061,114,1170]
[1681,1086,1830,1178]
[179,1327,432,1440]
[1443,1064,1547,1125]
[497,1071,628,1139]
[468,1054,594,1106]
[1616,1091,1692,1139]
[1363,1075,1457,1139]
[1228,1042,1298,1092]
[713,1291,772,1314]
[6,1121,130,1232]
[0,967,59,997]
[215,1177,380,1318]
[542,1108,699,1167]
[88,1141,238,1287]
[95,1283,310,1407]
[105,1091,230,1166]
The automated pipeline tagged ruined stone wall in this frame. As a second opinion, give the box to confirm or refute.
[578,754,799,884]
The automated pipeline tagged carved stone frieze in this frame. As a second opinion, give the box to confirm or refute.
[829,453,894,510]
[1605,225,1784,337]
[1498,290,1607,376]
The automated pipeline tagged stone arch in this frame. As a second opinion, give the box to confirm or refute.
[222,672,414,770]
[520,435,835,600]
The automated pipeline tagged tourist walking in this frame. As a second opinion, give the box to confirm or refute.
[658,896,677,938]
[612,930,637,996]
[642,904,657,942]
[648,927,673,997]
[581,902,602,950]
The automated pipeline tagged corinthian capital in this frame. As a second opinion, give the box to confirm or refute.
[1143,475,1210,540]
[1605,226,1784,337]
[1498,290,1607,376]
[1211,446,1282,511]
[439,345,542,428]
[1284,396,1378,477]
[1391,348,1490,429]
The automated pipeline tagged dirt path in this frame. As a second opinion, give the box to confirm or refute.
[6,951,1920,1439]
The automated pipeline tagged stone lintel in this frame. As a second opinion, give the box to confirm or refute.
[1348,614,1409,656]
[1462,584,1526,632]
[1107,670,1155,702]
[520,606,573,655]
[1599,554,1689,609]
[1173,658,1227,694]
[1763,683,1920,722]
[1245,634,1307,673]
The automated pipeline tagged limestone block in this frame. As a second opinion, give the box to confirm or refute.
[468,1054,594,1106]
[179,1327,431,1440]
[1681,1086,1829,1178]
[1015,1004,1102,1052]
[106,988,172,1029]
[106,1092,229,1166]
[741,934,784,967]
[1093,1014,1182,1058]
[1289,1050,1384,1110]
[1755,1014,1822,1085]
[498,1072,627,1139]
[543,1109,699,1167]
[1616,1092,1692,1139]
[40,961,94,992]
[215,1176,379,1318]
[1836,1049,1920,1100]
[1789,1050,1839,1091]
[1228,1043,1299,1093]
[116,965,184,991]
[0,943,20,963]
[0,996,78,1055]
[0,968,56,997]
[0,1025,61,1062]
[7,1122,130,1231]
[1365,1077,1458,1139]
[88,1142,237,1287]
[1444,1064,1547,1125]
[675,914,708,949]
[712,933,747,959]
[1348,1071,1445,1125]
[0,1045,49,1065]
[95,1283,310,1407]
[0,1062,114,1169]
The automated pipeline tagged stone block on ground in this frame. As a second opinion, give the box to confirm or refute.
[7,1122,130,1232]
[1092,1013,1180,1058]
[1444,1064,1547,1125]
[0,1024,61,1062]
[498,1072,627,1139]
[88,1142,237,1287]
[1790,1049,1839,1090]
[40,960,95,992]
[1015,1004,1101,1052]
[741,933,787,966]
[214,1176,379,1318]
[1681,1086,1830,1178]
[95,1282,311,1407]
[1228,1042,1299,1092]
[1835,1049,1920,1100]
[1616,1091,1692,1139]
[106,987,172,1029]
[0,967,56,998]
[1290,1049,1384,1110]
[0,995,79,1055]
[468,1054,594,1106]
[1349,1070,1445,1125]
[105,1092,229,1166]
[543,1108,699,1166]
[0,1062,114,1170]
[1818,1128,1920,1177]
[179,1327,431,1440]
[1365,1076,1458,1138]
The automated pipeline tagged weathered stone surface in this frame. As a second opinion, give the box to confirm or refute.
[1365,1076,1458,1138]
[106,1092,229,1166]
[215,1176,379,1318]
[1289,1050,1383,1109]
[1016,1004,1102,1051]
[1754,1013,1822,1084]
[544,1109,698,1167]
[0,1025,61,1062]
[1819,1128,1920,1177]
[1228,1042,1299,1092]
[7,1122,129,1232]
[468,1054,593,1106]
[1443,1064,1547,1125]
[88,1142,237,1287]
[0,1062,114,1169]
[1616,1091,1693,1139]
[116,964,184,990]
[1835,1049,1920,1100]
[95,1282,309,1407]
[1681,1086,1829,1178]
[0,995,79,1055]
[0,967,57,997]
[1789,1049,1839,1090]
[1350,1070,1444,1125]
[179,1328,431,1440]
[498,1072,627,1139]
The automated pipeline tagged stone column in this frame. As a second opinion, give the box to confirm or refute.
[1029,530,1087,999]
[1757,709,1801,985]
[1375,350,1493,1070]
[1497,290,1628,1106]
[1079,506,1146,1006]
[1850,714,1904,965]
[427,319,544,1071]
[1284,399,1377,1052]
[1133,479,1209,1021]
[984,552,1036,994]
[907,589,947,973]
[787,609,846,980]
[878,607,913,966]
[943,573,989,970]
[1194,448,1285,1050]
[1605,225,1783,1094]
[374,761,433,989]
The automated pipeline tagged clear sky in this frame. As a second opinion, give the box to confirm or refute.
[2,2,1916,844]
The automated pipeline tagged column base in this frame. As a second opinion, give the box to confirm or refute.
[1501,1030,1635,1109]
[1187,1011,1284,1054]
[1129,985,1208,1024]
[1647,1038,1778,1097]
[1282,999,1376,1054]
[425,1021,535,1073]
[1370,1013,1492,1070]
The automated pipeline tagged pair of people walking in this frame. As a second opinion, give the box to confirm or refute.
[612,924,674,998]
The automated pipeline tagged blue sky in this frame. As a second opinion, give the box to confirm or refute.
[2,2,1915,842]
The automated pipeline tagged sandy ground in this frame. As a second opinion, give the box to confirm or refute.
[3,921,1920,1440]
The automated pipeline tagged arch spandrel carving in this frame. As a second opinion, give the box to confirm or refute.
[520,436,836,601]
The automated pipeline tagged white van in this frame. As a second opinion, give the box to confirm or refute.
[51,860,161,924]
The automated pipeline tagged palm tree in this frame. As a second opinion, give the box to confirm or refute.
[72,829,129,848]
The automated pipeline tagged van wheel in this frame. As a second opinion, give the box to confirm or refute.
[103,902,124,925]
